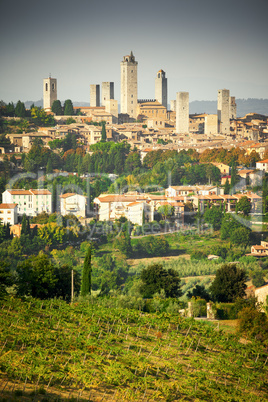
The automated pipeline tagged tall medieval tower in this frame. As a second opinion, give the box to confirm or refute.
[102,82,114,107]
[217,89,230,134]
[120,51,138,119]
[155,70,167,109]
[43,76,57,110]
[176,92,189,134]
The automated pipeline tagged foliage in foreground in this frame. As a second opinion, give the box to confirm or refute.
[0,297,267,401]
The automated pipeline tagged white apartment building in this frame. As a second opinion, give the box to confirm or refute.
[60,193,87,217]
[2,189,52,216]
[0,203,18,225]
[94,194,154,224]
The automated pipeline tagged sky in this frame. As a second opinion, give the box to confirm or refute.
[1,0,268,105]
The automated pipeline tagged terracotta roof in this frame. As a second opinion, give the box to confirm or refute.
[30,189,52,195]
[0,203,17,209]
[97,195,147,203]
[60,193,76,199]
[7,190,31,195]
[257,159,268,163]
[127,202,145,207]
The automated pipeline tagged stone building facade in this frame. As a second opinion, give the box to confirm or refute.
[120,51,138,119]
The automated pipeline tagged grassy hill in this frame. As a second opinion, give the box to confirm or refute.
[0,297,267,401]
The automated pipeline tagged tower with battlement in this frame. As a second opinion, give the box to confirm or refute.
[155,70,167,109]
[43,77,57,110]
[217,89,230,134]
[176,92,189,134]
[120,51,138,119]
[90,84,100,107]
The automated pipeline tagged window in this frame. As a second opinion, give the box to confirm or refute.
[46,83,48,91]
[52,83,55,91]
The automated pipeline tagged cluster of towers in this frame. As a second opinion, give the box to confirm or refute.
[43,51,236,135]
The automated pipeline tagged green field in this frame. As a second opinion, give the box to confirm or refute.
[0,297,267,401]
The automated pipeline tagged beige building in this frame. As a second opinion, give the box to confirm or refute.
[0,203,18,225]
[60,193,87,217]
[256,159,268,172]
[105,99,118,123]
[205,114,218,135]
[137,100,168,124]
[255,284,268,309]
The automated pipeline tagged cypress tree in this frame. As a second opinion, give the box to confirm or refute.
[21,214,30,236]
[51,100,63,115]
[64,99,74,116]
[101,122,106,142]
[224,178,230,194]
[15,100,26,118]
[80,247,91,296]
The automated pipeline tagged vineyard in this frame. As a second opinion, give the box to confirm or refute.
[0,297,268,401]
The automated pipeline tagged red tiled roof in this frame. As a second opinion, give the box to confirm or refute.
[0,203,17,209]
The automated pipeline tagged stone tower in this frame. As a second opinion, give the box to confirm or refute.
[176,92,189,134]
[229,96,237,119]
[120,51,138,119]
[217,89,230,134]
[43,76,57,110]
[90,84,100,107]
[102,82,114,107]
[155,70,167,109]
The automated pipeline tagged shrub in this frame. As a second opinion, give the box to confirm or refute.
[190,250,207,260]
[213,303,237,319]
[238,306,268,341]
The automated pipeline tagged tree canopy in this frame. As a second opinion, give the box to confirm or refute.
[236,196,251,216]
[210,263,247,302]
[140,263,182,298]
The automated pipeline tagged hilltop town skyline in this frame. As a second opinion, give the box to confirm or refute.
[1,0,268,103]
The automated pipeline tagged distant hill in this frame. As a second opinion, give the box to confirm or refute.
[24,100,90,109]
[189,98,268,117]
[24,98,268,117]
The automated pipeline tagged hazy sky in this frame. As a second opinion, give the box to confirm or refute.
[1,0,268,104]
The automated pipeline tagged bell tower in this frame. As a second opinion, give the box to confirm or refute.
[43,76,57,110]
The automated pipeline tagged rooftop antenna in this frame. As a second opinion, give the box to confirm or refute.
[49,73,51,78]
